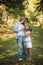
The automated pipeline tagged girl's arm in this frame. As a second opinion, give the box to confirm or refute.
[30,32,32,41]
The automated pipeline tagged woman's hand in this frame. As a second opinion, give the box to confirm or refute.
[25,33,29,38]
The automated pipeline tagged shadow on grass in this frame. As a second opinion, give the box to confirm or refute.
[0,53,43,65]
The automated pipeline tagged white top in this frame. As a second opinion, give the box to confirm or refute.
[24,31,31,42]
[14,22,25,38]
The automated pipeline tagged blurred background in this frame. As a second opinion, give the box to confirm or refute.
[0,0,43,65]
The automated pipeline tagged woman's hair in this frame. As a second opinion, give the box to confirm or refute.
[19,17,26,21]
[19,17,26,28]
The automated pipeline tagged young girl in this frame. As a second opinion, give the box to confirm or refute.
[24,26,32,61]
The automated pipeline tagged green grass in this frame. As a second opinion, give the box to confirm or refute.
[0,26,43,65]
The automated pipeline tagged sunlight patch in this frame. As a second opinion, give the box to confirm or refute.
[0,55,5,59]
[0,45,3,48]
[8,52,17,56]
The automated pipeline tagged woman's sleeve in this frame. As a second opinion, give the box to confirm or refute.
[14,23,19,33]
[18,25,25,31]
[14,23,25,32]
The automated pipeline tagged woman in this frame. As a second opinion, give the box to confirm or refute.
[14,17,27,60]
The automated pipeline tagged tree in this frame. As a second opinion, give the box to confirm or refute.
[35,0,43,13]
[0,0,26,18]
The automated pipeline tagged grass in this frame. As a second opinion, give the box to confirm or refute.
[0,26,43,65]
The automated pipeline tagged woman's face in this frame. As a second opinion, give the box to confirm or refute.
[21,19,26,24]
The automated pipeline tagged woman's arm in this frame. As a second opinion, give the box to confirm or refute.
[25,33,29,38]
[14,23,19,33]
[14,23,25,33]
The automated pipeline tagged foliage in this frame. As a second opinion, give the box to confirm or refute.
[0,0,43,24]
[27,11,39,22]
[35,0,43,13]
[0,0,26,17]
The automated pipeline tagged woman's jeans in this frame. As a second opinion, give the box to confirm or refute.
[16,36,26,59]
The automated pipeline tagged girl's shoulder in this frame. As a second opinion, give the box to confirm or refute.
[26,31,30,34]
[27,31,30,33]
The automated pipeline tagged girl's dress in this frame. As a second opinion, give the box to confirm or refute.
[24,31,32,48]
